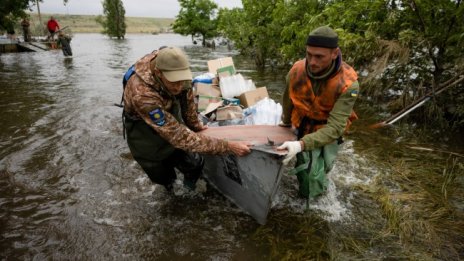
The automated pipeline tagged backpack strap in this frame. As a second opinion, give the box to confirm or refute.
[116,64,136,139]
[123,64,136,88]
[116,64,136,107]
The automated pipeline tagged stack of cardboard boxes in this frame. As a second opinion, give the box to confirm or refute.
[194,57,270,122]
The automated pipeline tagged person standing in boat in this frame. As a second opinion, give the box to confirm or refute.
[57,31,72,57]
[21,17,31,42]
[121,46,251,191]
[278,26,359,199]
[47,16,60,41]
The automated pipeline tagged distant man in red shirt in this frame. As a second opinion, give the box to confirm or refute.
[47,16,60,40]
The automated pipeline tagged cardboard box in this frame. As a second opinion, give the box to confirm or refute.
[195,82,221,97]
[216,105,243,120]
[208,57,235,75]
[197,95,223,112]
[222,97,240,106]
[217,65,236,78]
[202,100,223,115]
[238,87,269,108]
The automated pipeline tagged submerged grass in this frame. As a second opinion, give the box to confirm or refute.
[365,141,464,259]
[252,122,463,260]
[254,210,330,260]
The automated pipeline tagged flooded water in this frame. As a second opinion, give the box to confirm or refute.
[1,34,463,260]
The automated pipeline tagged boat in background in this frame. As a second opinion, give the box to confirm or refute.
[200,125,296,224]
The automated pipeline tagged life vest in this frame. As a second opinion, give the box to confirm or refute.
[289,59,358,135]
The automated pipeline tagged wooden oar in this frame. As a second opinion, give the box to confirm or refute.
[370,75,464,129]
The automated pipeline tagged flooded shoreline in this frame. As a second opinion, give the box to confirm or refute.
[1,33,462,260]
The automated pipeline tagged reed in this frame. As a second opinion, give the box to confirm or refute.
[255,129,463,260]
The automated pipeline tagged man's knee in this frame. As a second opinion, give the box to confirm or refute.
[175,151,204,173]
[135,158,176,186]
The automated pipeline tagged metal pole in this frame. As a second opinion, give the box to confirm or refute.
[370,75,464,128]
[387,98,429,125]
[36,0,44,35]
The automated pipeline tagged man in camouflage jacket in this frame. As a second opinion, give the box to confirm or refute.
[123,47,250,191]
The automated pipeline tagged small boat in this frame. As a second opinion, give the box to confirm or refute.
[200,125,296,224]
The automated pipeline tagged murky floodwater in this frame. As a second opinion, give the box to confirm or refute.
[1,34,462,260]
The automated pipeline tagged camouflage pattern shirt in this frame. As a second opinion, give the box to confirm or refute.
[123,51,229,154]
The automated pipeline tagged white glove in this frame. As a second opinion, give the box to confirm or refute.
[277,141,302,165]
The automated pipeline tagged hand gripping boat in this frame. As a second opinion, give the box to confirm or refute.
[199,125,296,224]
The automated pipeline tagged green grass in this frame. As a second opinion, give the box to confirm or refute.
[24,13,174,35]
[252,127,464,260]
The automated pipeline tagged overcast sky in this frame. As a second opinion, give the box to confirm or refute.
[31,0,243,18]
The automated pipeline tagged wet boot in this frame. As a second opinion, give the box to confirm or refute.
[183,179,197,191]
[175,151,204,191]
[164,182,174,192]
[183,169,202,191]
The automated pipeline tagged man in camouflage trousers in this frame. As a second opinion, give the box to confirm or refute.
[123,46,251,191]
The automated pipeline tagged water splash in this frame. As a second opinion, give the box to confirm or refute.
[274,140,379,222]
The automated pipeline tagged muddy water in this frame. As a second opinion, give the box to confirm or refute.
[1,33,462,260]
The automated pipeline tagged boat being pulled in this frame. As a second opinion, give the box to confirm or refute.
[200,125,296,224]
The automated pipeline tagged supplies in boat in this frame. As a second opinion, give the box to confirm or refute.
[193,56,282,127]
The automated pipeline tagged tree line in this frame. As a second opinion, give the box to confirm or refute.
[1,0,126,39]
[174,0,464,130]
[2,0,463,129]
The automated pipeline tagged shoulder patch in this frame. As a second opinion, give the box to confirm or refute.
[350,90,358,97]
[149,108,166,126]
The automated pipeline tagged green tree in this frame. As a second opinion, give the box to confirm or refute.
[217,8,247,49]
[272,0,329,65]
[0,0,35,32]
[218,0,283,68]
[97,0,126,39]
[218,0,324,69]
[220,0,464,129]
[172,0,218,46]
[315,0,464,128]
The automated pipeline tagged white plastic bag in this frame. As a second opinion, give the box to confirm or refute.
[243,97,282,125]
[219,74,256,98]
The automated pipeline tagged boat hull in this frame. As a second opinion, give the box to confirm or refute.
[200,125,296,224]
